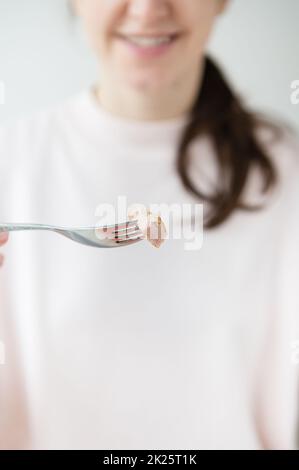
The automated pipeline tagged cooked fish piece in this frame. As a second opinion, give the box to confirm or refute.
[128,207,167,248]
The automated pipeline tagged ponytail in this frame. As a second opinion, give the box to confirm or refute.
[176,55,281,229]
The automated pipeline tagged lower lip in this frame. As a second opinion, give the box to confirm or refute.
[116,35,179,59]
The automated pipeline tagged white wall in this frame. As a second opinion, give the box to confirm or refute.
[0,0,298,130]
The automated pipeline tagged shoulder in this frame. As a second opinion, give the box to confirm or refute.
[254,118,299,186]
[253,119,299,234]
[233,117,299,212]
[0,90,85,170]
[188,118,299,206]
[0,91,76,144]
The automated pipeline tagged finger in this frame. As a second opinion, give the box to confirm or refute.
[0,232,9,246]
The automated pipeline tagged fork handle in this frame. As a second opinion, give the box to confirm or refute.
[0,223,55,232]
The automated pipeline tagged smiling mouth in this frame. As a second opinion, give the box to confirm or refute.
[116,33,181,57]
[115,32,182,48]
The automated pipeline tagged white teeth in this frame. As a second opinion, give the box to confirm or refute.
[124,36,173,47]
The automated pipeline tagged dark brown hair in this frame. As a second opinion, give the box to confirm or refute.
[177,54,283,229]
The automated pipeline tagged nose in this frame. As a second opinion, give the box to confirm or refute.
[127,0,170,21]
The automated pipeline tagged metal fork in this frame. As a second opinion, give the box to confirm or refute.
[0,220,144,248]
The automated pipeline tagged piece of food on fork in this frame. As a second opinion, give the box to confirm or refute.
[127,207,167,248]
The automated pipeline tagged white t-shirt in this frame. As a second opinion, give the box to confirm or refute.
[0,87,299,450]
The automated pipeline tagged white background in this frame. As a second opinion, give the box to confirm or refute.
[0,0,298,130]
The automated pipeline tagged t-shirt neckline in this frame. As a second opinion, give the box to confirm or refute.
[73,84,191,148]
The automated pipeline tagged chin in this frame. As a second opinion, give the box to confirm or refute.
[122,68,173,92]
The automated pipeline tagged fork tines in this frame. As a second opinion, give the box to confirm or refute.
[97,219,144,243]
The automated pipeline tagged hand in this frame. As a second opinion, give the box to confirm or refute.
[0,232,9,267]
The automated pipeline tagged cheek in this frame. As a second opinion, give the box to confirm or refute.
[182,0,219,43]
[80,1,115,50]
[185,14,218,57]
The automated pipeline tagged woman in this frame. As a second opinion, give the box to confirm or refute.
[0,0,299,450]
